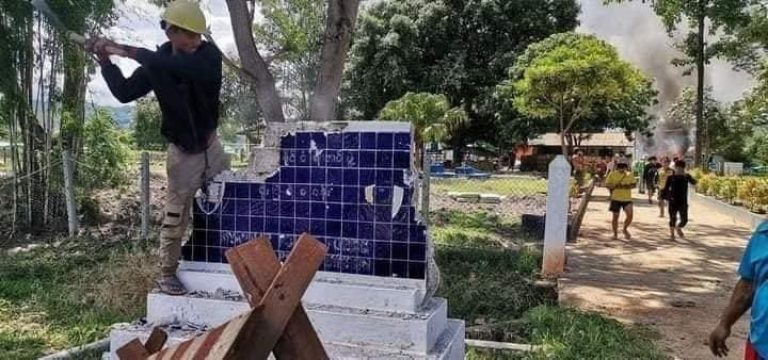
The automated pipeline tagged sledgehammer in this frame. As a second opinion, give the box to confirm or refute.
[30,0,126,56]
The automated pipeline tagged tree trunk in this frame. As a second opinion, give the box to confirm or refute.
[694,1,706,167]
[62,42,86,154]
[559,111,568,157]
[310,0,360,122]
[226,0,285,123]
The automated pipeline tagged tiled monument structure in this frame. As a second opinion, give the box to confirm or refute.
[109,121,465,359]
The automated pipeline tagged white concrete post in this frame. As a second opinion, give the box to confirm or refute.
[542,155,571,277]
[62,150,79,237]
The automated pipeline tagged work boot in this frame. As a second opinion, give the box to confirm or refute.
[156,274,187,296]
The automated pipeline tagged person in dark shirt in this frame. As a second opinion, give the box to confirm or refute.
[642,156,659,204]
[662,160,697,240]
[86,0,229,295]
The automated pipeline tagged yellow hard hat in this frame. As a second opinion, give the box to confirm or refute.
[161,0,208,35]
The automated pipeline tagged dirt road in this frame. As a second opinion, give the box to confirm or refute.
[560,187,753,360]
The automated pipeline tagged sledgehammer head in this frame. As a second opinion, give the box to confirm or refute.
[67,33,86,45]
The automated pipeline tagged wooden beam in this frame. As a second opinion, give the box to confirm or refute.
[116,339,149,360]
[226,236,329,359]
[143,328,168,355]
[225,234,328,359]
[139,234,327,360]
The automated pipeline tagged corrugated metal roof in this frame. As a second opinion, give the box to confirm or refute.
[528,133,633,147]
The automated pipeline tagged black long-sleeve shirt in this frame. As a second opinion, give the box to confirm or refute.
[663,174,697,205]
[101,41,222,154]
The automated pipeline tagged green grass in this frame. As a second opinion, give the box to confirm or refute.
[430,209,533,248]
[464,306,667,359]
[0,238,156,359]
[432,178,547,197]
[433,209,666,359]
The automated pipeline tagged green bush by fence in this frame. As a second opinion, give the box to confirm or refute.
[692,170,768,213]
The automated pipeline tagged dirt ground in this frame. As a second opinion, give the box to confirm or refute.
[560,187,755,360]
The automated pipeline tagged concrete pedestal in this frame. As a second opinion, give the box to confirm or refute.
[107,262,464,359]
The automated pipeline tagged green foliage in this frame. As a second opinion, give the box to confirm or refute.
[522,306,666,360]
[253,0,325,120]
[343,0,579,152]
[431,178,548,197]
[736,65,768,165]
[737,178,768,212]
[80,109,130,189]
[430,210,530,248]
[500,32,655,154]
[666,86,750,161]
[695,173,768,212]
[0,238,153,359]
[746,129,768,165]
[132,97,165,151]
[220,64,263,144]
[378,92,468,152]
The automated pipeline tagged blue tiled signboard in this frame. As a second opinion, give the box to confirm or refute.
[183,123,428,279]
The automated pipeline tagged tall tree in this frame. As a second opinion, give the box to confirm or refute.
[225,0,360,123]
[378,92,467,162]
[253,0,325,120]
[342,0,579,158]
[49,0,116,154]
[502,32,656,156]
[605,0,756,166]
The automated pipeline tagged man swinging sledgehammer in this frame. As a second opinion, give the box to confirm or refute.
[86,0,228,295]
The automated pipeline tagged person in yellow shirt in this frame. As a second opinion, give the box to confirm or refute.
[657,157,673,218]
[605,158,637,240]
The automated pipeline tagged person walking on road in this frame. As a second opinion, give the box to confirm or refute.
[709,221,768,359]
[657,157,673,218]
[86,0,228,295]
[642,156,659,204]
[662,160,696,240]
[605,158,636,240]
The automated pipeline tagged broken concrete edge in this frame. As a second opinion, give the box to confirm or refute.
[180,260,427,291]
[38,337,110,360]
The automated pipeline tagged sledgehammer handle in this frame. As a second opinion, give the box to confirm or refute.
[68,32,127,57]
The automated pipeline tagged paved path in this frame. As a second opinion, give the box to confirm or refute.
[560,187,753,360]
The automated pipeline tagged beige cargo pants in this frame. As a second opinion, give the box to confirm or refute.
[160,137,229,276]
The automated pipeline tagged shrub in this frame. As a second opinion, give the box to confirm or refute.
[708,177,723,197]
[80,109,131,189]
[718,177,739,203]
[696,174,713,194]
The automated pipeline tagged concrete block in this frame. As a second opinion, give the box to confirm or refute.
[109,319,464,360]
[178,262,427,313]
[307,298,448,354]
[146,293,448,354]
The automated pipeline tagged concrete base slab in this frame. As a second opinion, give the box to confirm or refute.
[178,261,426,313]
[146,293,448,354]
[108,319,464,360]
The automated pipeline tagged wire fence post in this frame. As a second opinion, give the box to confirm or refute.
[62,150,79,237]
[141,151,150,240]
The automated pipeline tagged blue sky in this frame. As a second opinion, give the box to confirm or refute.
[87,0,754,107]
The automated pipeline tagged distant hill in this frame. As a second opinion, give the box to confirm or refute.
[88,105,135,129]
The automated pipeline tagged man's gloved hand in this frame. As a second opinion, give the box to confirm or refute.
[85,37,128,57]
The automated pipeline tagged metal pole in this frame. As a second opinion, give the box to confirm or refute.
[141,151,150,239]
[62,150,78,236]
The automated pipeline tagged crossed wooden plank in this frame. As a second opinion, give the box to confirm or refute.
[116,233,328,360]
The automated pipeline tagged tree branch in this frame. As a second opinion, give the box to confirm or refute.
[310,0,360,121]
[225,0,285,123]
